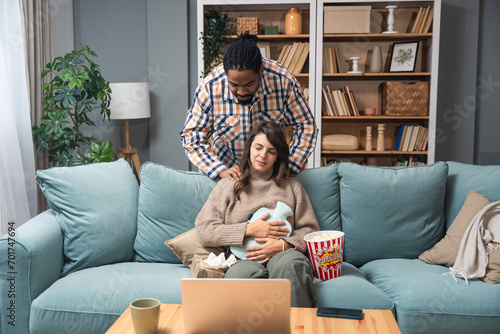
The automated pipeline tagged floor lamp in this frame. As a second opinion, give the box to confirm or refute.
[109,82,151,181]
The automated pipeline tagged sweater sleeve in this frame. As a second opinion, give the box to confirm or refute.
[195,180,248,248]
[283,179,320,253]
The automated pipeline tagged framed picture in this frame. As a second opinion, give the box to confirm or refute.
[258,42,271,59]
[389,42,419,72]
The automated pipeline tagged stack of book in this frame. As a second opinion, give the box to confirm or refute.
[321,85,359,116]
[322,47,342,73]
[277,42,310,74]
[393,156,426,166]
[394,125,428,152]
[410,6,434,33]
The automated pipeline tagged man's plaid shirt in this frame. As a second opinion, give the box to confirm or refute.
[180,58,318,179]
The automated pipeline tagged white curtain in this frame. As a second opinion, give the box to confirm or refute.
[0,1,37,236]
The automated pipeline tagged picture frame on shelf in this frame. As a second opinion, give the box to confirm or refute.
[258,42,271,59]
[389,41,419,72]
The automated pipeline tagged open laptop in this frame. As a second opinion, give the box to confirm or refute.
[181,278,291,334]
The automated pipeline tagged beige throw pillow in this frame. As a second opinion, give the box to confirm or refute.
[420,190,500,283]
[419,190,491,267]
[165,228,224,268]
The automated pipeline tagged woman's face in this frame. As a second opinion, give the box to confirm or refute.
[250,133,278,173]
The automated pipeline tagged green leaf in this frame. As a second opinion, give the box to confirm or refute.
[91,142,99,153]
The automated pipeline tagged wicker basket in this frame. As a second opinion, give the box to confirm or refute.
[237,17,259,35]
[382,81,430,115]
[322,134,359,151]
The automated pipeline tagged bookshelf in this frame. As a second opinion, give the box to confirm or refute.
[315,0,441,167]
[197,0,317,167]
[196,0,441,168]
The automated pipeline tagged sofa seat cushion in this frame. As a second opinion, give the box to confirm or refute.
[30,262,190,334]
[316,262,394,311]
[134,162,217,263]
[338,162,448,267]
[361,259,500,334]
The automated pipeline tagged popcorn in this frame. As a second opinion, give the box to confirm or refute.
[305,232,342,242]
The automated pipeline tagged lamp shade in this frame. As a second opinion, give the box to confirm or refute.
[109,82,151,120]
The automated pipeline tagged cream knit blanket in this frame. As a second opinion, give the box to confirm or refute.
[447,201,500,285]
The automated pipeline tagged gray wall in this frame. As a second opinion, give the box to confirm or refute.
[66,0,500,168]
[475,0,500,164]
[73,0,150,164]
[435,0,500,164]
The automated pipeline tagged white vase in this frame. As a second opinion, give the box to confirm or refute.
[370,46,383,73]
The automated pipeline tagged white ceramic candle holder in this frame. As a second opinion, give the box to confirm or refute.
[383,5,399,34]
[347,57,363,74]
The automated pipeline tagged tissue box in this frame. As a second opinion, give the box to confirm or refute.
[190,255,225,279]
[324,6,371,33]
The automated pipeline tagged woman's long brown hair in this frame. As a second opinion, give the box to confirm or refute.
[234,121,290,200]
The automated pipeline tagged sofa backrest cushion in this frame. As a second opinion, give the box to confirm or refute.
[36,159,139,276]
[134,162,216,263]
[445,161,500,229]
[296,164,341,231]
[337,162,448,267]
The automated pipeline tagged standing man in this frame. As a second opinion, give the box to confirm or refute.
[181,32,317,180]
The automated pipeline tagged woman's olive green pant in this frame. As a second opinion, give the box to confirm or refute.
[225,249,317,307]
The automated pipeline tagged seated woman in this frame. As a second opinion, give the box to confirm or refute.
[196,121,320,307]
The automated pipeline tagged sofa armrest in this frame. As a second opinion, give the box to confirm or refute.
[0,210,64,334]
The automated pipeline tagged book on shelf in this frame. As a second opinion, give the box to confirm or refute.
[411,6,433,33]
[292,42,309,74]
[335,48,342,73]
[277,42,310,74]
[277,44,291,64]
[321,85,360,117]
[322,47,341,73]
[325,86,338,116]
[288,42,305,73]
[395,125,428,151]
[394,155,426,167]
[321,86,334,116]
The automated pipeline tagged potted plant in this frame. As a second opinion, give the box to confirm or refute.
[33,45,116,166]
[201,10,233,77]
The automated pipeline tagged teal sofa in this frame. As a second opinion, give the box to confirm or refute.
[1,159,499,334]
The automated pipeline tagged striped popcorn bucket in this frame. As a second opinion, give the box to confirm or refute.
[304,231,344,280]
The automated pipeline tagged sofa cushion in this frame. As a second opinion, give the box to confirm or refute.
[134,162,217,263]
[445,161,500,229]
[419,190,491,267]
[296,164,341,231]
[165,228,224,267]
[361,259,500,334]
[315,262,394,311]
[35,159,139,276]
[337,162,448,267]
[30,262,190,334]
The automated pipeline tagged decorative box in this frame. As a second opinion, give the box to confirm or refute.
[265,25,279,35]
[383,81,430,115]
[237,17,259,35]
[322,134,359,151]
[324,6,371,33]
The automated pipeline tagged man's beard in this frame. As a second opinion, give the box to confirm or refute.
[236,95,253,105]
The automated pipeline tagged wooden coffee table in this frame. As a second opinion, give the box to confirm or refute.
[106,303,401,334]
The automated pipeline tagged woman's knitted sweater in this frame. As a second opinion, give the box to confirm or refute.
[195,167,319,253]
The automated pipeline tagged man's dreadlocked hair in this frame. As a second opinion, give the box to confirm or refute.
[223,31,263,74]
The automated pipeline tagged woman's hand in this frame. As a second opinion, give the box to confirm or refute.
[245,238,289,264]
[219,166,241,181]
[245,212,289,238]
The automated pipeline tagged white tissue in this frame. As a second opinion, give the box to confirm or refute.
[201,252,237,269]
